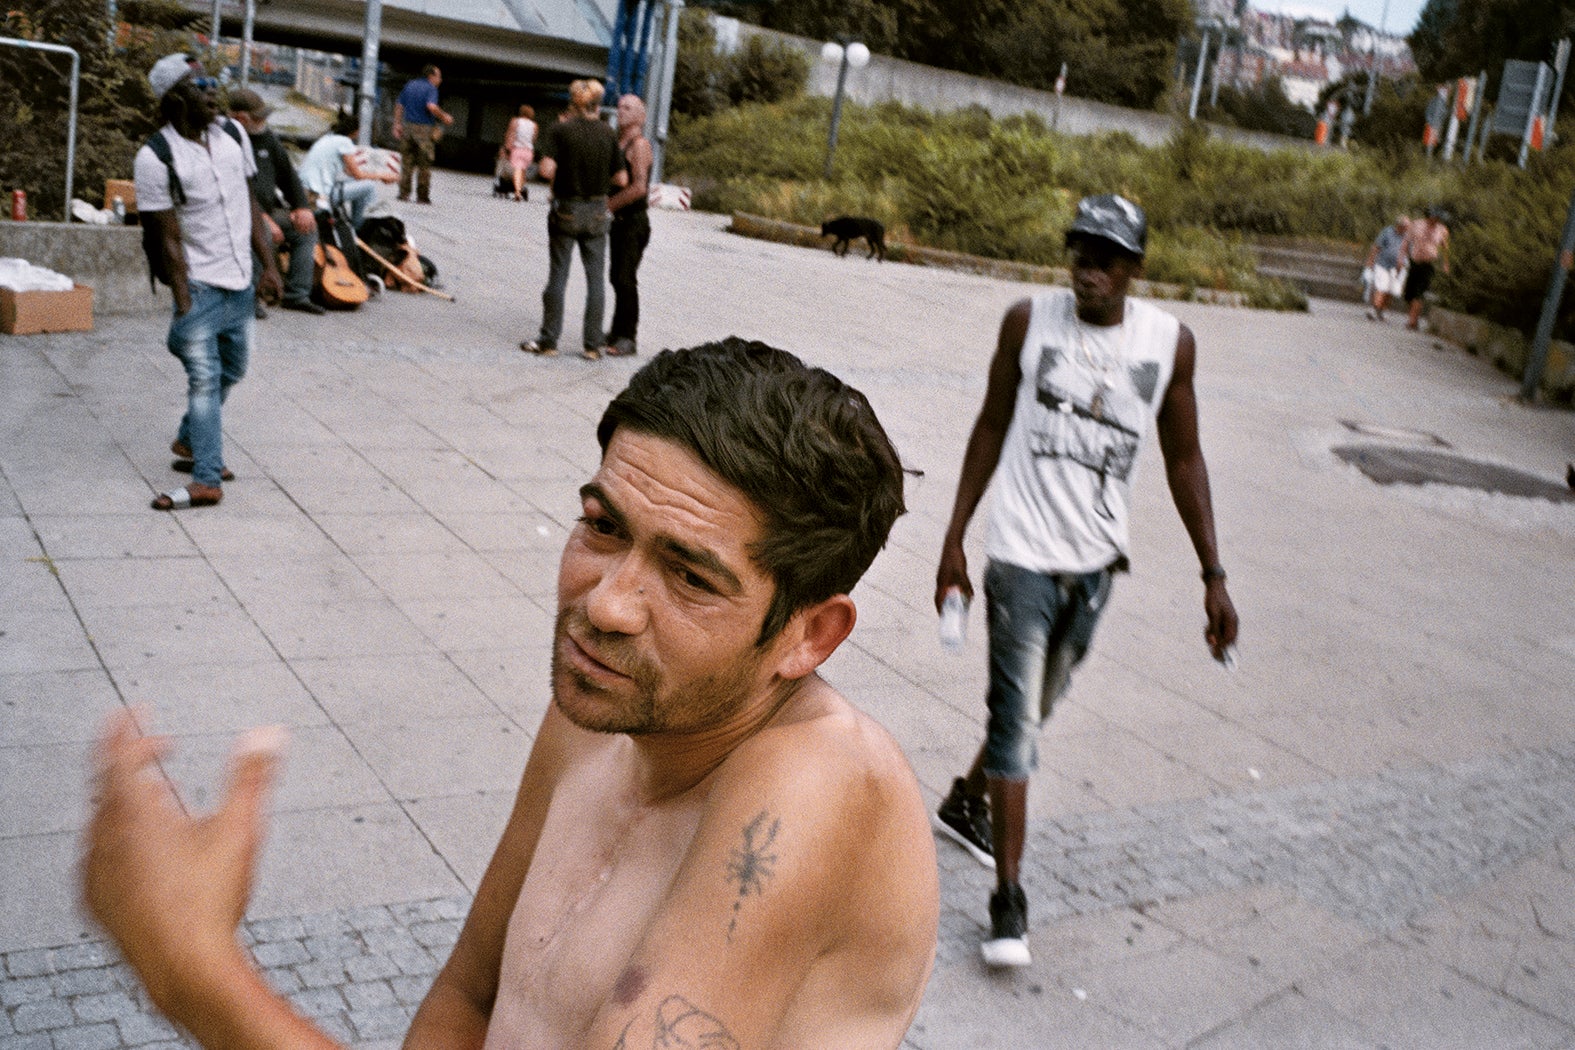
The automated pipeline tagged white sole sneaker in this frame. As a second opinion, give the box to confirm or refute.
[981,935,1031,968]
[931,813,997,870]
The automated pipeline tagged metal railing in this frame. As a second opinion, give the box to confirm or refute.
[0,36,80,222]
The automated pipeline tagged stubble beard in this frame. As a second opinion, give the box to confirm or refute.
[551,607,760,737]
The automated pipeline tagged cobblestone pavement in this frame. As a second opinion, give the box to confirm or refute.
[7,742,1573,1048]
[935,742,1575,963]
[5,169,1574,1049]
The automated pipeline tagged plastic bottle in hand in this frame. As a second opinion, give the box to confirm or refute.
[939,588,968,650]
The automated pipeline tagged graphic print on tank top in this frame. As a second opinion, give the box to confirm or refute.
[1026,313,1161,515]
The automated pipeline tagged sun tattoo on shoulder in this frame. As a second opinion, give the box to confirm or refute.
[724,809,781,941]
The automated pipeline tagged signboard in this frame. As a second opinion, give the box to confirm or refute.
[1492,59,1550,135]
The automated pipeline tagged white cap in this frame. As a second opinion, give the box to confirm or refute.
[149,53,198,100]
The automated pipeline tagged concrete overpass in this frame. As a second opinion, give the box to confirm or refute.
[190,0,616,79]
[185,0,626,168]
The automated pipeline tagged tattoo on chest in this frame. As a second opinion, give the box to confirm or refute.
[725,809,781,941]
[613,994,739,1049]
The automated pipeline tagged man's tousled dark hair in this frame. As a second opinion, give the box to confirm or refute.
[597,338,907,645]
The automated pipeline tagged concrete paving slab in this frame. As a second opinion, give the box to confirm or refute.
[2,166,1573,1046]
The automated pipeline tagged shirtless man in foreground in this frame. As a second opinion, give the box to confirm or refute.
[82,339,939,1049]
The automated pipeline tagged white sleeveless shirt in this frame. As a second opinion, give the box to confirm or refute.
[984,288,1179,574]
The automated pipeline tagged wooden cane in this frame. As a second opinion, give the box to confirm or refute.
[353,236,456,302]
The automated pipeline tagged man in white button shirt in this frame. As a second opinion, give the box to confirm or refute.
[134,54,282,511]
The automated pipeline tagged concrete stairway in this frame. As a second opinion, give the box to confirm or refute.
[1250,236,1367,302]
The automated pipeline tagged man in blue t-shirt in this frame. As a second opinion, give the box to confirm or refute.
[393,64,454,204]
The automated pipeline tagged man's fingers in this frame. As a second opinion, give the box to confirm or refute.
[92,708,170,796]
[217,725,287,836]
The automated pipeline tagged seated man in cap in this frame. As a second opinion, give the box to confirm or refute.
[932,194,1239,967]
[226,88,324,316]
[82,340,939,1048]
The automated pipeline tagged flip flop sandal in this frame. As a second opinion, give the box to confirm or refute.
[171,459,235,481]
[580,346,602,361]
[151,485,222,511]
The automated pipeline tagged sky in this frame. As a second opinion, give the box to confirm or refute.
[1271,0,1428,36]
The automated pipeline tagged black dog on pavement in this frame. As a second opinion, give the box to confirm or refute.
[821,216,885,261]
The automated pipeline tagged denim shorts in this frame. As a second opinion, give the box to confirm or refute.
[982,559,1113,780]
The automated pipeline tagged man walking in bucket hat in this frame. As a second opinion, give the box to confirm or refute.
[933,193,1239,967]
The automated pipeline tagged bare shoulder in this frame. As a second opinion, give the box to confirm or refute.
[711,678,938,918]
[733,680,927,823]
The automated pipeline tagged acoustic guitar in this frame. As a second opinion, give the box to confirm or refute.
[313,242,369,309]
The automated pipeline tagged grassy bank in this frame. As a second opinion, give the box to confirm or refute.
[667,96,1573,329]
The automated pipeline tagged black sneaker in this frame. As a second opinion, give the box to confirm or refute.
[981,883,1031,967]
[933,778,994,869]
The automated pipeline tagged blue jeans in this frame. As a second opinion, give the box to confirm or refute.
[168,282,252,487]
[332,180,379,230]
[982,559,1113,780]
[538,202,609,352]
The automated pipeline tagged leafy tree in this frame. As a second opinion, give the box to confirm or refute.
[673,10,808,120]
[704,0,929,57]
[710,0,1186,110]
[1410,0,1575,112]
[975,0,1185,110]
[724,35,809,106]
[1,0,203,220]
[672,7,729,118]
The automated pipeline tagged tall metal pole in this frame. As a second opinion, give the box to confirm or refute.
[1550,38,1571,141]
[1188,28,1211,120]
[1522,184,1575,402]
[648,0,682,187]
[1362,0,1390,115]
[823,46,851,180]
[210,0,221,55]
[357,0,382,148]
[239,0,254,86]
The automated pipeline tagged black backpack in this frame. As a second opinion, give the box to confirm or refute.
[139,119,246,290]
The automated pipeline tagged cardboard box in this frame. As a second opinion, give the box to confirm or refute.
[1,284,94,334]
[103,179,138,214]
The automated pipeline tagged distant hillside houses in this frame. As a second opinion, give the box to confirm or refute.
[1197,0,1416,110]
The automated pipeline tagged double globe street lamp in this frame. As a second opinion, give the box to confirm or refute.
[820,38,870,179]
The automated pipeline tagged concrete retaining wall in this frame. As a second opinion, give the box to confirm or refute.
[0,222,165,317]
[720,18,1314,154]
[728,213,1247,307]
[1427,306,1575,404]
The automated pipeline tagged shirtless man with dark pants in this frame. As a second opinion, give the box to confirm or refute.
[82,339,939,1049]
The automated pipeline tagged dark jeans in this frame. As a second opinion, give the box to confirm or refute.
[608,209,650,343]
[538,201,610,351]
[255,210,319,305]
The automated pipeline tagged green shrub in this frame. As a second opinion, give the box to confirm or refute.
[1438,143,1575,338]
[667,91,1563,320]
[1,0,204,221]
[723,35,808,106]
[674,12,808,120]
